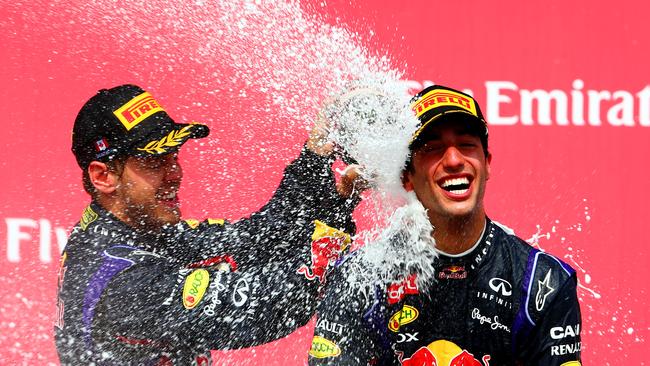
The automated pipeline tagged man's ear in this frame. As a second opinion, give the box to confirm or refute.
[88,161,118,194]
[402,171,414,192]
[485,152,492,181]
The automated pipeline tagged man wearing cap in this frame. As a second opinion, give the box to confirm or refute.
[55,84,362,365]
[308,85,582,365]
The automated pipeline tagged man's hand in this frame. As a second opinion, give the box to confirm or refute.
[306,98,336,156]
[336,164,371,198]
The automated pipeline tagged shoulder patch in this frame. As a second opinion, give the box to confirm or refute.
[207,218,225,225]
[183,269,210,309]
[523,251,575,325]
[79,205,98,230]
[184,219,200,229]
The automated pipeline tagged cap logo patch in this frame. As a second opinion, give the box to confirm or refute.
[137,125,192,154]
[411,89,478,118]
[94,138,109,152]
[113,91,165,131]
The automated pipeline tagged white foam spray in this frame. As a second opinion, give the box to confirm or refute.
[323,83,440,290]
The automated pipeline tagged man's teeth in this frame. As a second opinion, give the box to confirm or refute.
[161,192,177,200]
[441,177,470,188]
[441,177,470,194]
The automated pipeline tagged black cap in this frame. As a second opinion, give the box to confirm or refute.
[409,85,488,152]
[71,84,210,169]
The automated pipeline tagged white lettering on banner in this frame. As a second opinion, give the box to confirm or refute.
[406,79,650,127]
[486,81,518,125]
[550,342,581,356]
[485,80,650,126]
[5,218,68,263]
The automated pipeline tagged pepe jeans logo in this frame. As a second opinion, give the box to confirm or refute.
[113,91,164,130]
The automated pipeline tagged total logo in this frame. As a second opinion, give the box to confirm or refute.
[401,340,491,366]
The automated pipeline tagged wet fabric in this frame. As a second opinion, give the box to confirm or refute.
[55,147,357,365]
[309,219,582,366]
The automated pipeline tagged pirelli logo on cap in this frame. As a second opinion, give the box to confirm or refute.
[113,92,164,131]
[411,89,478,119]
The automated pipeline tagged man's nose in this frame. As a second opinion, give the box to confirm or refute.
[166,156,183,181]
[441,146,464,170]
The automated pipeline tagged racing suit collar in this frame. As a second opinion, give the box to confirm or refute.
[435,217,488,258]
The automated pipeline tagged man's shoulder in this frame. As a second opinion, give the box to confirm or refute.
[66,204,142,259]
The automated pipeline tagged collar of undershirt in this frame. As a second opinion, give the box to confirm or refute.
[434,218,488,258]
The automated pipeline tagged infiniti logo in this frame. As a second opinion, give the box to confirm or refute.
[489,278,512,297]
[232,279,250,307]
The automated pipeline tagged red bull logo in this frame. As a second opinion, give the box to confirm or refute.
[297,220,351,283]
[438,265,467,280]
[402,340,490,366]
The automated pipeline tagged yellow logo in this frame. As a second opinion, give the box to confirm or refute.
[184,219,200,229]
[560,362,582,366]
[182,269,210,309]
[113,91,164,131]
[137,125,193,154]
[411,89,478,119]
[388,304,419,332]
[79,206,98,231]
[309,336,341,358]
[207,218,225,225]
[312,220,351,249]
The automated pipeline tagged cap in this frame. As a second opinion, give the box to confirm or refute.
[71,84,210,169]
[409,85,488,151]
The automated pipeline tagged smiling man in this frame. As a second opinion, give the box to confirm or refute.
[308,85,582,365]
[55,84,360,365]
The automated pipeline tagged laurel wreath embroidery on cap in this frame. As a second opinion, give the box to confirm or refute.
[137,125,192,154]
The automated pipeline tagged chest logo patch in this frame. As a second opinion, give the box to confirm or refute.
[182,269,210,309]
[388,305,419,332]
[309,336,341,358]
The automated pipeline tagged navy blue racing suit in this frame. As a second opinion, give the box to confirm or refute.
[308,219,582,366]
[54,147,358,365]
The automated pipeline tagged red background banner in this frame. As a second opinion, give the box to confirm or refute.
[1,0,648,364]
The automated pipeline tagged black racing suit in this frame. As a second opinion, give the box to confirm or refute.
[54,147,358,365]
[309,219,582,366]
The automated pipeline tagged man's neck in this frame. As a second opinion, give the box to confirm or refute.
[431,213,487,255]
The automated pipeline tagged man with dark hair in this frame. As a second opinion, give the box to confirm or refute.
[55,84,361,365]
[308,85,582,365]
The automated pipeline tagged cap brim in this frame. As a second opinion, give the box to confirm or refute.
[410,111,486,149]
[131,122,210,156]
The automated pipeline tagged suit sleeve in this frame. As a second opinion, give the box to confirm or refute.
[174,145,359,267]
[93,246,320,350]
[308,259,381,366]
[517,272,582,365]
